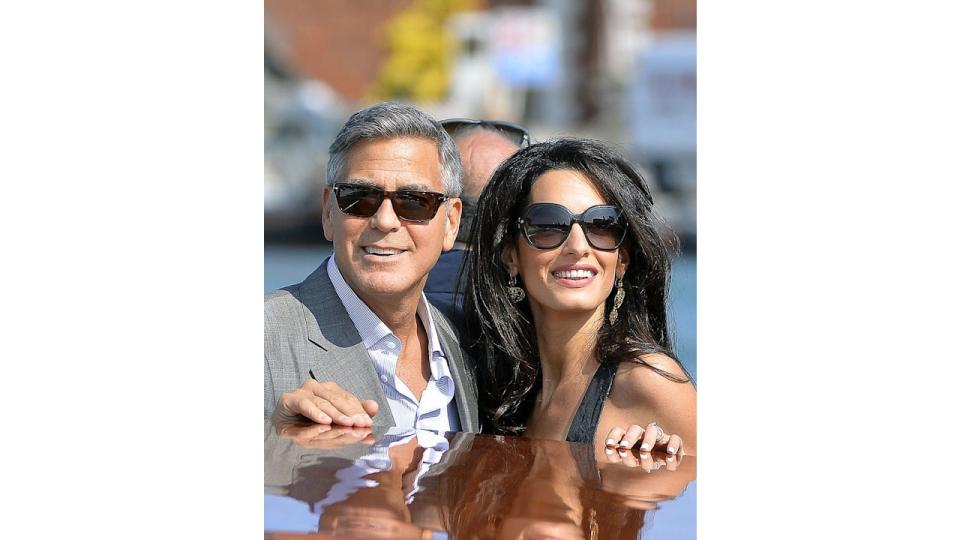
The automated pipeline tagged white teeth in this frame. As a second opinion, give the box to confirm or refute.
[364,247,403,256]
[553,269,595,279]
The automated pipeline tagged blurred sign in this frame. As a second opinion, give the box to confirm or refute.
[490,8,560,87]
[630,33,696,155]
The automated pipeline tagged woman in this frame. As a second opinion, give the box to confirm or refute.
[462,138,696,457]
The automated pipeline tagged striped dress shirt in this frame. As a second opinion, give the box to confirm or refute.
[327,257,460,432]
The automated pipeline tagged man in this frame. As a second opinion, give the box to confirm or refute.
[423,119,529,321]
[265,102,479,433]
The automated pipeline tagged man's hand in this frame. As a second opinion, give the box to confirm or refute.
[275,420,376,449]
[273,379,379,427]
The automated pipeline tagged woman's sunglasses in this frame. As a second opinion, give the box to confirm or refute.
[517,203,627,251]
[440,118,532,147]
[332,183,447,222]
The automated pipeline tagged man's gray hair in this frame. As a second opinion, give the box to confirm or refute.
[326,102,463,196]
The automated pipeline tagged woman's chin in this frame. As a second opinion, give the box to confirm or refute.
[530,296,606,317]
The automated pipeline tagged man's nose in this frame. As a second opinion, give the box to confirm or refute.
[369,196,402,232]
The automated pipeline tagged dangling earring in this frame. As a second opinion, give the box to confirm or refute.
[609,277,625,325]
[507,274,526,303]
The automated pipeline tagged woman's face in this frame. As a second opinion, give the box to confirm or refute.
[502,169,628,320]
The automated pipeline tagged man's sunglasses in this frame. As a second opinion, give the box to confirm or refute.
[440,118,532,147]
[517,203,628,251]
[332,183,447,222]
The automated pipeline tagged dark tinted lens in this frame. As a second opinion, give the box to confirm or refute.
[484,123,527,147]
[523,204,572,248]
[391,191,442,221]
[440,120,472,135]
[336,185,382,216]
[582,206,626,249]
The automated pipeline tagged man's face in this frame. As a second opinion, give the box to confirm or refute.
[322,136,462,305]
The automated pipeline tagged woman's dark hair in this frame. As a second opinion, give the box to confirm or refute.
[461,138,690,435]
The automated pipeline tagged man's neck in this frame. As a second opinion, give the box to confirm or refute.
[357,289,423,337]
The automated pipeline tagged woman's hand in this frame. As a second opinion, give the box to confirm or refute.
[604,421,683,456]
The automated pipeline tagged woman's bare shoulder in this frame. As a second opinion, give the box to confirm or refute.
[614,353,693,394]
[606,353,697,452]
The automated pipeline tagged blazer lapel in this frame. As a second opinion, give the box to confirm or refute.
[430,304,479,432]
[296,259,396,427]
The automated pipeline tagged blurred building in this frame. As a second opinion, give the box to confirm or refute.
[264,0,696,250]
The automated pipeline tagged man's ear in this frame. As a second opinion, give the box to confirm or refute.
[500,241,519,276]
[321,185,335,242]
[441,198,462,252]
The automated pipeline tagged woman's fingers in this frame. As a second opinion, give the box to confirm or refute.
[666,434,682,455]
[617,446,640,467]
[604,443,623,463]
[604,422,685,473]
[638,422,661,452]
[664,451,679,471]
[604,426,627,448]
[618,424,646,451]
[638,451,654,472]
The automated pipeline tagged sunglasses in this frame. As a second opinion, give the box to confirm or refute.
[440,118,532,147]
[517,203,628,251]
[332,183,447,222]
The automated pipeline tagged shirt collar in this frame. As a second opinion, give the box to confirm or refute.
[327,256,446,361]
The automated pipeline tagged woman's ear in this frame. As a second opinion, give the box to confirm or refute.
[617,246,630,278]
[500,242,519,275]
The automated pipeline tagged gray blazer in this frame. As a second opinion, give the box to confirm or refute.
[264,258,479,432]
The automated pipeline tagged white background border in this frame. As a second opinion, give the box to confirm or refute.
[4,1,959,538]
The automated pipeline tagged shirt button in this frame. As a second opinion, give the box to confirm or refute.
[380,374,389,383]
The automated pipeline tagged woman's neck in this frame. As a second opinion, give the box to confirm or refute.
[531,306,605,395]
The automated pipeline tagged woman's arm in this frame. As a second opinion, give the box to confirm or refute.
[596,353,697,456]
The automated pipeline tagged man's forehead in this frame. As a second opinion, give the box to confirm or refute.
[456,130,518,152]
[343,136,442,189]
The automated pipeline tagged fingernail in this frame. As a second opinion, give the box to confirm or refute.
[352,415,367,424]
[605,438,616,446]
[363,415,373,423]
[318,414,331,423]
[667,455,675,462]
[640,444,651,451]
[667,447,676,454]
[618,438,630,448]
[338,415,352,424]
[639,452,650,459]
[605,447,613,454]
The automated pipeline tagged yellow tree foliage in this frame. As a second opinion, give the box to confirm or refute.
[372,0,476,102]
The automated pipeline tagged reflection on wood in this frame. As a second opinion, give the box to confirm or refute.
[265,421,695,539]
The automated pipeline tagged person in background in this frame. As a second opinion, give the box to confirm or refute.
[265,101,480,433]
[424,119,530,322]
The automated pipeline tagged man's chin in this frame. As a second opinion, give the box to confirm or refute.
[352,274,424,299]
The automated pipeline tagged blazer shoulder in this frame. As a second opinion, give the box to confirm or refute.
[265,284,301,311]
